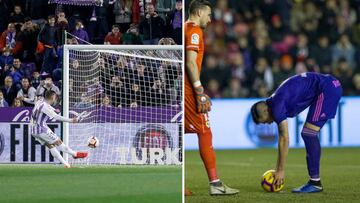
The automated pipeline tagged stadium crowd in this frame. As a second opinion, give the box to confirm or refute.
[196,0,360,98]
[0,0,182,107]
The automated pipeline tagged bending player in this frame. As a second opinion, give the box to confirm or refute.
[185,0,238,196]
[31,90,88,168]
[251,72,342,193]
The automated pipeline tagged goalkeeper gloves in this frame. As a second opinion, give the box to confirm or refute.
[194,85,212,114]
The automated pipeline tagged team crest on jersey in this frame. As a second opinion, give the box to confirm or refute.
[191,33,199,45]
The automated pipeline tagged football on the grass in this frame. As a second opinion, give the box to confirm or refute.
[261,169,284,192]
[88,136,99,148]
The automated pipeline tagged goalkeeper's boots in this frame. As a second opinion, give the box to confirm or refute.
[73,151,89,159]
[292,180,323,193]
[209,181,239,196]
[64,163,71,168]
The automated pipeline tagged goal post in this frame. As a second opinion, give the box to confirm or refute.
[62,45,183,165]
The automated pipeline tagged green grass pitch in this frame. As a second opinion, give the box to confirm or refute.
[0,165,181,203]
[185,148,360,203]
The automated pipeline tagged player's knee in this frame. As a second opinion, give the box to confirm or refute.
[301,126,319,139]
[47,144,55,149]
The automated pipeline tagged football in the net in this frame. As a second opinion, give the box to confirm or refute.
[88,136,99,148]
[261,169,284,192]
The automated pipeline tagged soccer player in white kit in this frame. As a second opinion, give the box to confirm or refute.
[31,90,88,168]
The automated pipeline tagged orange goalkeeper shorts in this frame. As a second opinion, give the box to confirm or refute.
[185,94,211,134]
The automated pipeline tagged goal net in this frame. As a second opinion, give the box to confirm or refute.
[62,45,182,165]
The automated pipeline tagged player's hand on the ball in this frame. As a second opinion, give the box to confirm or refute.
[273,170,285,187]
[194,86,212,114]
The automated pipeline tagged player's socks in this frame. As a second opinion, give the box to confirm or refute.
[309,179,322,187]
[58,143,76,157]
[301,127,321,179]
[49,147,68,166]
[197,130,218,181]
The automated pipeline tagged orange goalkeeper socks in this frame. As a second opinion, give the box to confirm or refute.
[197,130,219,182]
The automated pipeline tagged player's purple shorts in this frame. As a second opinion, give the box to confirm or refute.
[306,76,342,128]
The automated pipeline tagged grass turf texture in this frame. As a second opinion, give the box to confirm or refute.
[185,148,360,203]
[0,165,181,203]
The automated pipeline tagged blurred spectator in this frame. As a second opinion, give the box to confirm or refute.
[0,91,9,107]
[332,34,355,69]
[0,47,13,68]
[130,83,141,106]
[101,95,113,107]
[205,79,222,98]
[290,33,309,64]
[0,0,9,33]
[18,17,40,63]
[122,23,143,44]
[351,73,360,95]
[107,75,123,107]
[11,97,23,107]
[17,77,36,106]
[0,23,21,55]
[222,78,248,98]
[104,25,122,44]
[8,58,23,87]
[139,3,165,45]
[273,55,294,88]
[71,21,89,44]
[251,37,277,67]
[1,76,18,105]
[36,76,60,98]
[333,58,353,95]
[30,71,41,89]
[56,11,68,45]
[249,57,274,92]
[150,78,167,106]
[309,35,332,73]
[156,0,175,21]
[269,15,289,42]
[130,101,138,108]
[38,15,58,74]
[9,5,25,25]
[166,0,182,45]
[74,93,94,109]
[113,0,132,33]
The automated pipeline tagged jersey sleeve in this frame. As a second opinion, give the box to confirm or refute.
[185,28,202,52]
[42,104,73,123]
[268,96,287,124]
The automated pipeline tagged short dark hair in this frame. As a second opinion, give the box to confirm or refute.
[24,17,32,22]
[189,0,212,15]
[44,90,56,99]
[251,101,265,124]
[112,25,120,29]
[48,15,55,20]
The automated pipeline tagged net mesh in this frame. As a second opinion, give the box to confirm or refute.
[64,46,182,165]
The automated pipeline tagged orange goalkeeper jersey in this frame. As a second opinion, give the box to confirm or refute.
[185,21,204,95]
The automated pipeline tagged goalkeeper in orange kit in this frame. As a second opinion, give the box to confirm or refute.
[184,0,239,196]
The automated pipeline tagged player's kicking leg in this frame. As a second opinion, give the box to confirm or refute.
[33,131,88,168]
[292,122,323,193]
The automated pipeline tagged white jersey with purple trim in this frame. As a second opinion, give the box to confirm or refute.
[30,99,72,135]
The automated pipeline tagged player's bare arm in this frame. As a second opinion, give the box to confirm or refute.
[274,119,289,187]
[186,50,211,113]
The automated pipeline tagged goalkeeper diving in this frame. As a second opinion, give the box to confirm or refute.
[30,90,88,168]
